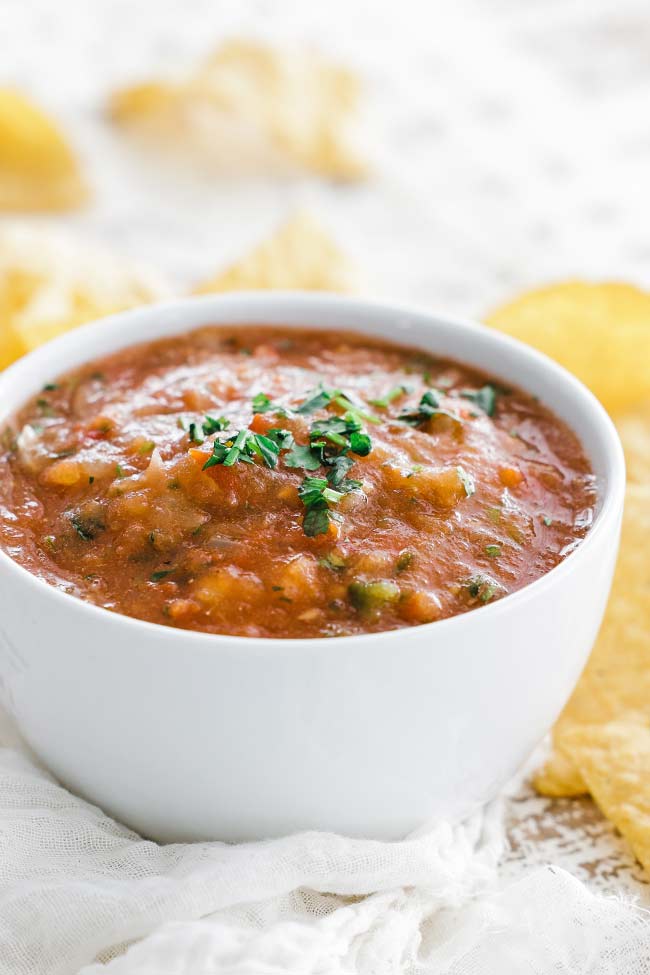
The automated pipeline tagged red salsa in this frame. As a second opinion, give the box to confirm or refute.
[0,326,596,638]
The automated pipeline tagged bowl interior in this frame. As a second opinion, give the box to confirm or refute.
[0,292,626,648]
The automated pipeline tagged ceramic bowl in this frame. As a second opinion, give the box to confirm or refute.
[0,293,625,841]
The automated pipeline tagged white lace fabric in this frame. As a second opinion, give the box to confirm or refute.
[1,745,650,975]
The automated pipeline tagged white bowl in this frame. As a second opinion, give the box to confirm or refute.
[0,293,625,842]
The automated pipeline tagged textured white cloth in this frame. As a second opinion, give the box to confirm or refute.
[1,747,650,975]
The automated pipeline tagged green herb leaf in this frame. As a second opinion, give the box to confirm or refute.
[252,392,288,416]
[202,415,229,436]
[151,569,174,582]
[349,430,372,456]
[188,423,203,445]
[304,506,333,537]
[202,428,280,470]
[464,573,501,603]
[485,544,501,558]
[247,433,281,468]
[369,384,412,408]
[296,387,333,414]
[285,443,323,471]
[460,384,498,417]
[398,389,461,427]
[266,428,294,450]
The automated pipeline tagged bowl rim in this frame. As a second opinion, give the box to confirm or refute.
[0,291,626,651]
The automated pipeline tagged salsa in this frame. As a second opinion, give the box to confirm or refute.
[0,326,596,638]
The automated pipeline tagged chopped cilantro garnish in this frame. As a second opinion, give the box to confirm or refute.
[188,423,203,445]
[349,430,372,456]
[298,476,344,507]
[369,384,412,408]
[456,465,475,498]
[308,413,372,456]
[285,443,322,471]
[266,428,294,450]
[398,389,461,427]
[202,429,281,470]
[252,392,287,416]
[297,456,363,536]
[460,384,498,417]
[542,515,553,527]
[297,385,380,425]
[296,387,334,414]
[464,573,500,603]
[325,454,362,492]
[248,432,283,468]
[151,569,174,582]
[485,544,501,558]
[202,415,229,436]
[42,383,59,392]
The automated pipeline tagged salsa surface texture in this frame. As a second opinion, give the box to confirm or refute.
[0,325,596,638]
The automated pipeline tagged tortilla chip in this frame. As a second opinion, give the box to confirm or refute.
[109,39,368,181]
[0,89,86,211]
[559,718,650,873]
[485,282,650,413]
[616,406,650,487]
[534,484,650,797]
[193,213,355,294]
[0,225,170,367]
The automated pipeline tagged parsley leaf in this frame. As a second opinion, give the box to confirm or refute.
[202,429,281,470]
[460,384,498,417]
[303,506,334,537]
[285,443,323,471]
[247,432,282,468]
[267,428,294,450]
[252,392,288,416]
[202,415,229,435]
[296,387,333,414]
[349,431,372,456]
[398,390,461,427]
